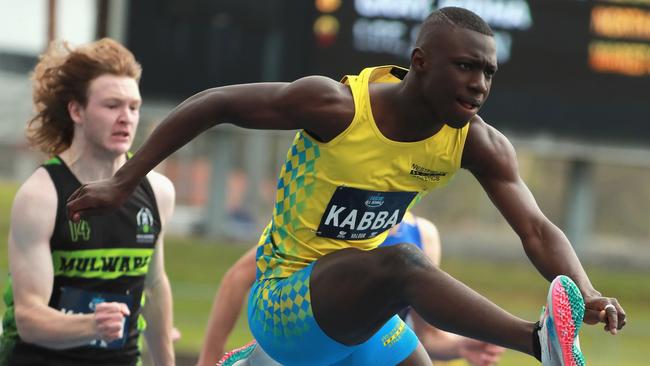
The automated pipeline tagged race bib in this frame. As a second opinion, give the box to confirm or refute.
[58,287,133,349]
[316,186,417,240]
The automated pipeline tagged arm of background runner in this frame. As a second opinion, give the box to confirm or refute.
[196,246,258,366]
[461,116,625,333]
[10,169,129,349]
[412,216,505,365]
[142,171,176,366]
[413,216,441,267]
[67,76,354,220]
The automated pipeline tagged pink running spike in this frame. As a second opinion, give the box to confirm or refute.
[551,280,577,366]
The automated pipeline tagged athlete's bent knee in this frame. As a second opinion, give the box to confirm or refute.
[377,243,435,275]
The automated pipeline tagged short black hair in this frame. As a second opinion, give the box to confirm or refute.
[415,7,493,47]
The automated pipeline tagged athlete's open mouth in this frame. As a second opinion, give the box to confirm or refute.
[457,98,480,111]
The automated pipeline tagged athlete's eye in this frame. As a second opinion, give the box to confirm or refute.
[457,62,471,71]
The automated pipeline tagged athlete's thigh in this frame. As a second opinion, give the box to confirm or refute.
[331,315,424,366]
[310,244,430,345]
[247,263,352,366]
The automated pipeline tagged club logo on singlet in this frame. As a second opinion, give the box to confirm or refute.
[316,186,417,240]
[136,207,155,243]
[68,219,91,242]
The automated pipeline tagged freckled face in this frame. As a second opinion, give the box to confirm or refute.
[76,75,142,155]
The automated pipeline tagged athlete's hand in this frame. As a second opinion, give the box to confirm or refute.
[583,295,626,335]
[172,327,182,342]
[458,338,504,366]
[67,177,133,221]
[93,302,130,342]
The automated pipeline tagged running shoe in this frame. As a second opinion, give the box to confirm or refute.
[538,275,586,366]
[217,340,257,366]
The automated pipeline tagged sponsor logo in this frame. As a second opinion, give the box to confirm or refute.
[136,207,155,243]
[52,249,154,279]
[68,219,91,242]
[58,255,151,275]
[365,194,385,208]
[409,163,447,182]
[382,321,406,347]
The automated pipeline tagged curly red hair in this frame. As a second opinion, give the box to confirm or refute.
[27,38,142,155]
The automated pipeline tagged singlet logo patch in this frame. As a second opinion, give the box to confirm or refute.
[316,186,417,240]
[136,207,155,243]
[68,219,91,242]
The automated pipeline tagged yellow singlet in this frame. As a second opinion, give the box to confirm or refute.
[256,66,469,280]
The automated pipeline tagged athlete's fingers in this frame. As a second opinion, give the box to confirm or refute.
[120,302,130,316]
[94,302,129,341]
[171,327,182,342]
[67,197,109,220]
[66,187,85,221]
[95,319,124,341]
[584,296,626,333]
[94,302,129,329]
[483,344,504,353]
[480,354,501,366]
[611,299,626,330]
[597,307,618,334]
[67,185,82,202]
[66,185,100,221]
[95,301,130,315]
[584,307,602,325]
[600,300,625,334]
[479,346,503,365]
[99,324,124,341]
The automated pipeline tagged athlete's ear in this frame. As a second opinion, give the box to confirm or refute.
[410,47,426,72]
[68,100,84,125]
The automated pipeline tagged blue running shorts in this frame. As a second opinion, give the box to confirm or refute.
[247,262,419,366]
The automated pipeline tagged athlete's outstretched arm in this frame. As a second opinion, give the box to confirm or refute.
[141,171,176,366]
[196,246,257,366]
[461,116,625,333]
[67,77,354,220]
[9,169,129,349]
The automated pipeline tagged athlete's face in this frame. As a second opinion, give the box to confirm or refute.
[70,74,141,156]
[412,25,497,128]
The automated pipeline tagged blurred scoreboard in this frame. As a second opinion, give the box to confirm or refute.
[307,0,650,146]
[128,0,650,146]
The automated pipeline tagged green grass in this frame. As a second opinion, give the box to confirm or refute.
[0,180,14,271]
[1,180,648,365]
[163,235,251,353]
